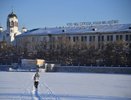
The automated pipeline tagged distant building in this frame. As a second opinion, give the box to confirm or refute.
[20,59,45,69]
[16,22,131,53]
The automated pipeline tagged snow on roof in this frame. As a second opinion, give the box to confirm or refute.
[18,24,131,37]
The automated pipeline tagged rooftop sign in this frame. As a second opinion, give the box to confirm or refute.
[67,20,119,27]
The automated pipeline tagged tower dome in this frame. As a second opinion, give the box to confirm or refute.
[22,27,27,33]
[8,12,17,18]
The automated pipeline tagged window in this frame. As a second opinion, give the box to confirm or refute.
[120,35,123,40]
[89,36,92,42]
[73,36,79,42]
[73,37,75,42]
[107,35,113,41]
[89,36,95,42]
[107,36,110,41]
[93,36,95,41]
[76,36,79,41]
[129,43,131,49]
[116,35,123,41]
[98,35,104,42]
[130,35,131,41]
[116,35,119,41]
[10,21,14,27]
[98,36,100,42]
[81,36,84,42]
[110,35,113,41]
[84,36,87,41]
[102,36,104,41]
[81,36,87,42]
[125,35,129,41]
[68,36,71,41]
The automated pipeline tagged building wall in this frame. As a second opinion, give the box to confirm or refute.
[16,31,131,53]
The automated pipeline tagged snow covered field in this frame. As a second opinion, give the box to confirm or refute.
[0,72,131,100]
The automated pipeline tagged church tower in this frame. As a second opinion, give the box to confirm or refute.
[7,11,19,42]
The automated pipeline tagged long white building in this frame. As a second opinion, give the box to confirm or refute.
[16,22,131,53]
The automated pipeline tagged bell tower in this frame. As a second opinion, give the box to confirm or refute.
[7,11,18,42]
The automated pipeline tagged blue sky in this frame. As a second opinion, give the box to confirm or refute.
[0,0,131,30]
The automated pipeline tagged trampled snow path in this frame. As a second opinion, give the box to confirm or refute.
[20,76,60,100]
[0,72,131,100]
[30,82,60,100]
[31,88,41,100]
[0,72,60,100]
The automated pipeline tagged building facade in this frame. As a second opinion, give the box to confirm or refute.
[16,23,131,54]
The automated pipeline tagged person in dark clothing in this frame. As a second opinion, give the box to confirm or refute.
[34,72,40,89]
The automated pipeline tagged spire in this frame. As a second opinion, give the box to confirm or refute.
[11,6,14,13]
[10,6,15,15]
[8,7,17,18]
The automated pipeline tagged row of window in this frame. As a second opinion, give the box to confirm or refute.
[29,34,131,43]
[71,34,131,42]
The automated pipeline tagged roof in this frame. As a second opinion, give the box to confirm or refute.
[8,12,17,18]
[17,24,131,37]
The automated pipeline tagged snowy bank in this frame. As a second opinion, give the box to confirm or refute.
[51,66,131,74]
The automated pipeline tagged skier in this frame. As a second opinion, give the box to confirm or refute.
[33,71,40,90]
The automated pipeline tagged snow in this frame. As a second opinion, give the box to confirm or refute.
[18,24,131,37]
[0,72,131,100]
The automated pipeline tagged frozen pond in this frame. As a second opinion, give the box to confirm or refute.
[0,72,131,100]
